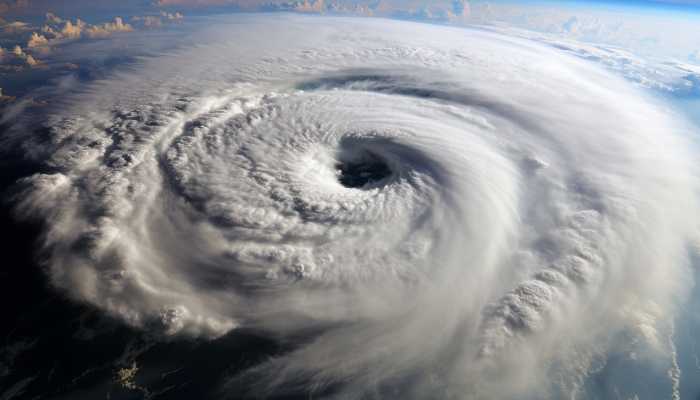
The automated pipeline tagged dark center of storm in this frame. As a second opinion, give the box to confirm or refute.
[335,150,392,189]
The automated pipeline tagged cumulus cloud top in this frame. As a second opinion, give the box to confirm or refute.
[0,42,38,67]
[36,15,134,41]
[7,15,700,399]
[26,31,47,47]
[131,11,183,28]
[84,17,133,38]
[0,10,185,86]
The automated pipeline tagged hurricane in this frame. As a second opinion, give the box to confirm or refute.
[7,15,700,399]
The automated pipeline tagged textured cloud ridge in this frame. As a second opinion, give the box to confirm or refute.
[9,15,700,399]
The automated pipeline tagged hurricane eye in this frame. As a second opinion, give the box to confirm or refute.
[335,150,392,189]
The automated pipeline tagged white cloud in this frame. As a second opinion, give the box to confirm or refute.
[84,17,133,38]
[131,11,184,29]
[161,11,184,20]
[463,1,700,59]
[2,43,40,66]
[2,20,30,34]
[484,26,700,96]
[29,15,134,43]
[45,12,63,24]
[26,31,48,47]
[6,14,700,398]
[59,19,85,39]
[131,15,163,28]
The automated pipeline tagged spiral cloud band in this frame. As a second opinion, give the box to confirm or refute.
[12,15,700,398]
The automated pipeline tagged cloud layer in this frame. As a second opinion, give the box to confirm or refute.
[7,15,700,399]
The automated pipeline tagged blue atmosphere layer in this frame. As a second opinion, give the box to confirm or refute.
[500,0,700,14]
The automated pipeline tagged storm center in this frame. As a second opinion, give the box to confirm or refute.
[335,150,392,189]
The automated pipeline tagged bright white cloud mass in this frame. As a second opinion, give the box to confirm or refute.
[5,14,700,399]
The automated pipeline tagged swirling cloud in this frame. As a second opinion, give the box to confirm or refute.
[8,15,700,398]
